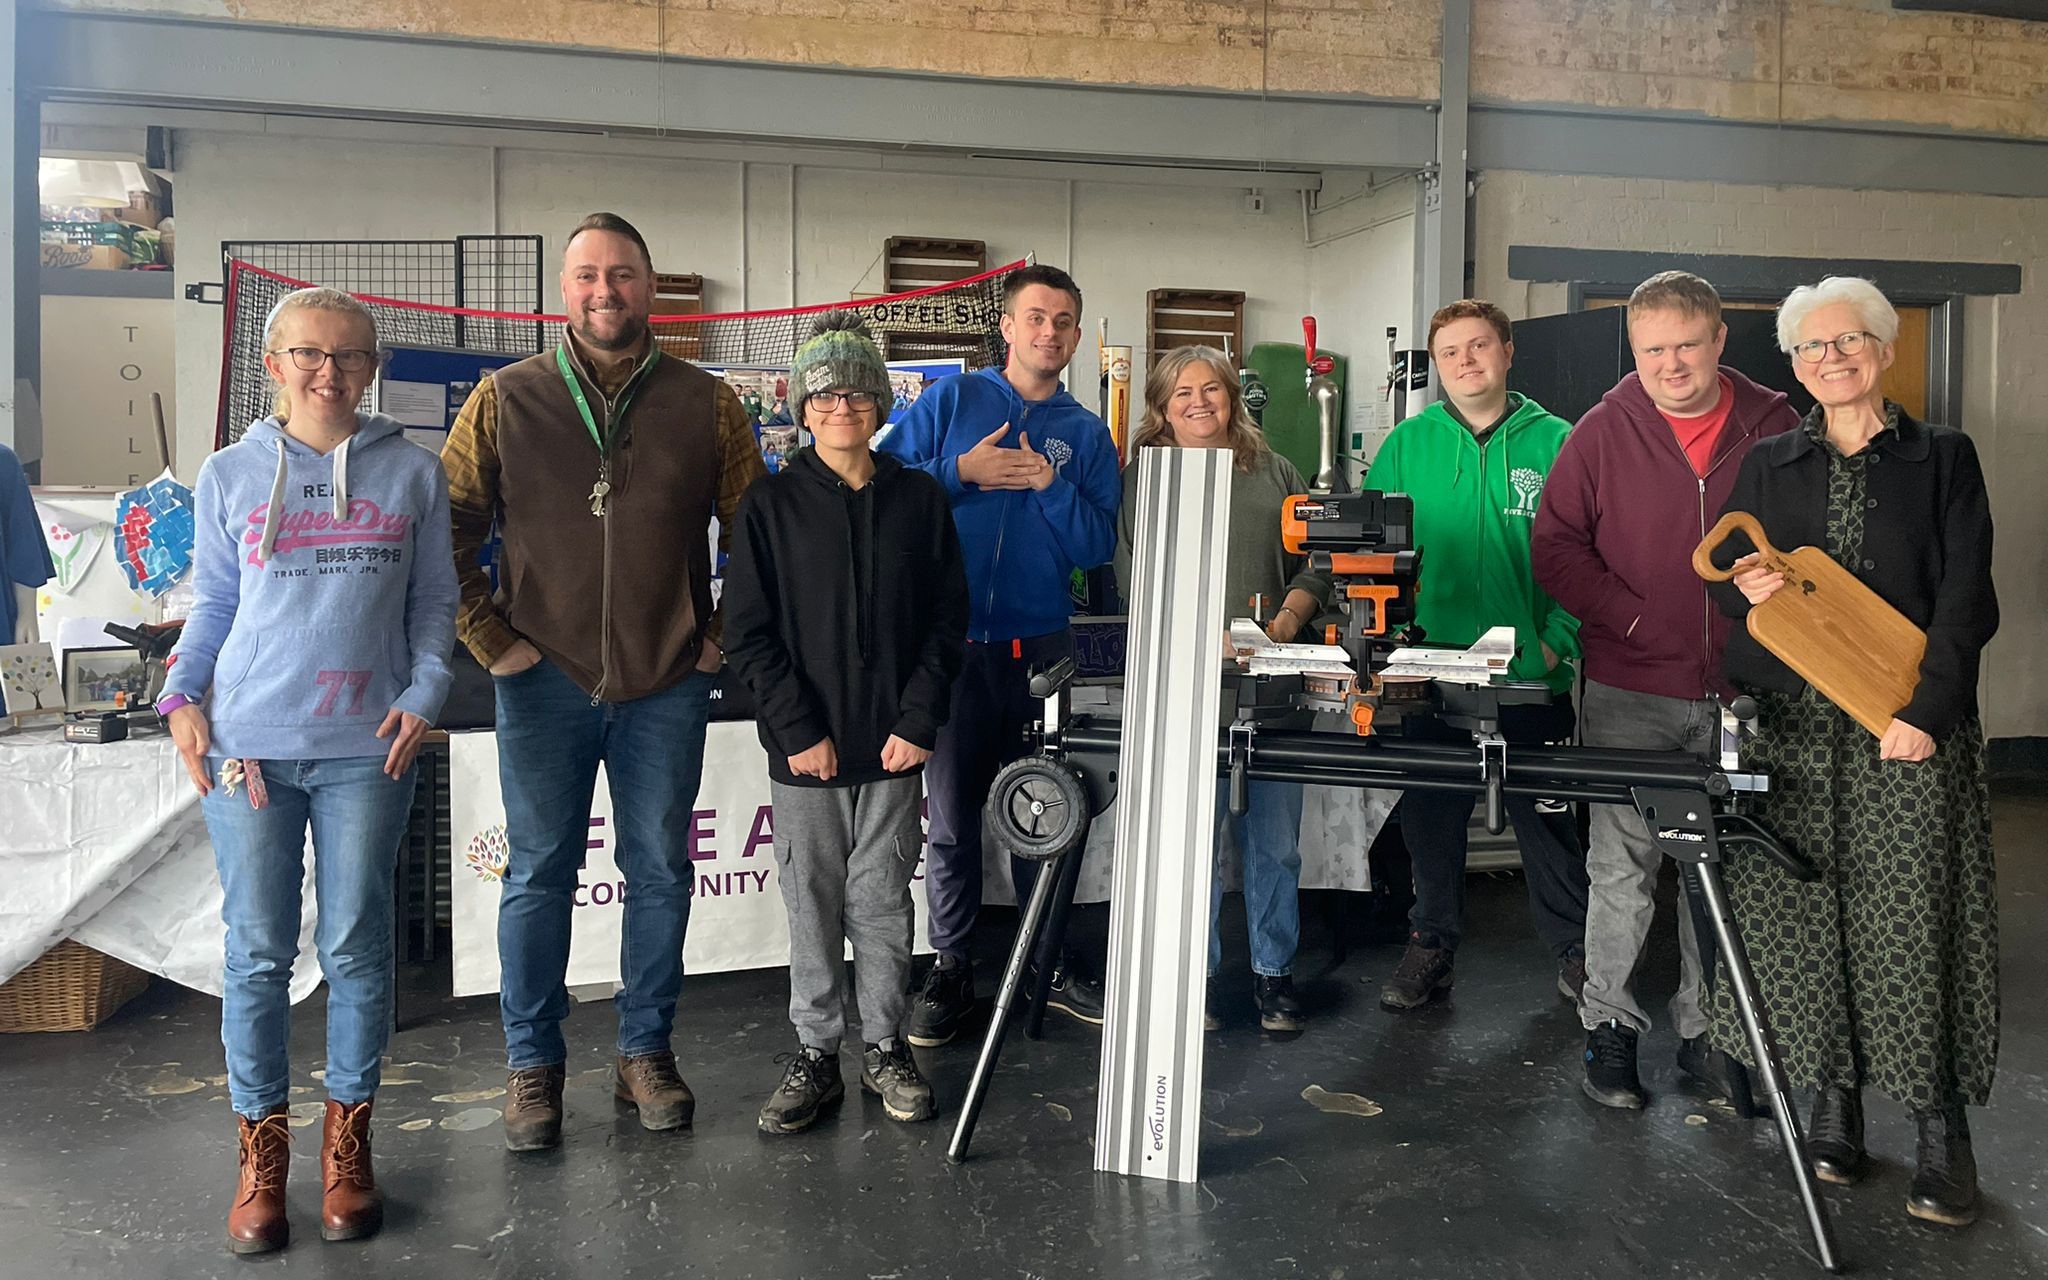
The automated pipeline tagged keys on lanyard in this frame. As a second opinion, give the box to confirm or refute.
[556,345,658,520]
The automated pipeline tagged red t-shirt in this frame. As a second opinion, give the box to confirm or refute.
[1657,374,1735,476]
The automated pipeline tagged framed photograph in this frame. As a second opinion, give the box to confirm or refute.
[62,645,150,713]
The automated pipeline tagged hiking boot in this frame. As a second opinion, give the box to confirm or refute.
[503,1064,566,1152]
[758,1046,844,1135]
[1581,1021,1648,1110]
[1907,1107,1979,1227]
[1557,951,1588,1005]
[1807,1085,1869,1186]
[907,955,974,1048]
[1676,1033,1757,1117]
[1040,964,1106,1027]
[614,1051,695,1131]
[861,1041,936,1123]
[1380,936,1454,1011]
[319,1100,382,1242]
[227,1106,292,1254]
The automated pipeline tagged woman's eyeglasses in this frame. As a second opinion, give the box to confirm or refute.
[806,391,879,412]
[1790,331,1877,364]
[273,347,377,373]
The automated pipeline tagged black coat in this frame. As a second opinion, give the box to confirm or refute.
[722,448,969,787]
[1707,407,1997,740]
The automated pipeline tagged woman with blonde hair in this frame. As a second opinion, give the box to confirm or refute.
[1707,275,1998,1227]
[1114,344,1330,1033]
[160,287,458,1252]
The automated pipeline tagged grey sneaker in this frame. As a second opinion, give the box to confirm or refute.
[757,1046,843,1135]
[861,1040,935,1123]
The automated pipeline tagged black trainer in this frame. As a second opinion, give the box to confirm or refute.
[1040,964,1105,1027]
[1204,980,1223,1032]
[907,955,974,1048]
[1380,935,1454,1011]
[1582,1021,1648,1109]
[1255,974,1304,1034]
[757,1046,843,1135]
[861,1041,936,1123]
[1677,1034,1756,1117]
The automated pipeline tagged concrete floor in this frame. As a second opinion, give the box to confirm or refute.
[4,784,2044,1279]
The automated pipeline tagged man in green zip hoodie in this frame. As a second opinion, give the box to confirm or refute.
[1365,300,1590,1014]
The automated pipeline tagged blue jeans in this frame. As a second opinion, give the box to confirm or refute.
[205,755,417,1119]
[494,658,713,1070]
[1210,780,1305,978]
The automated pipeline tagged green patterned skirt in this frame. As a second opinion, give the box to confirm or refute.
[1707,687,1999,1110]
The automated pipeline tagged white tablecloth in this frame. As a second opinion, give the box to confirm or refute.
[0,726,321,1001]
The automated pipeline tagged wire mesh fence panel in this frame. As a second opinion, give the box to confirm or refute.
[216,255,1024,446]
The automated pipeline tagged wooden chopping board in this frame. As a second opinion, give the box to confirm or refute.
[1693,511,1925,738]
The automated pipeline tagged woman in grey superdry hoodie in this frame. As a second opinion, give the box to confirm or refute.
[161,287,457,1254]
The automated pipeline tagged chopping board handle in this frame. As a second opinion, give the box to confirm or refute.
[1693,510,1780,583]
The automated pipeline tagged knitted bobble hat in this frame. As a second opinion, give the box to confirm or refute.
[789,310,891,419]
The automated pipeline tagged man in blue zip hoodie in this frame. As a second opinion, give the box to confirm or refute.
[876,264,1121,1045]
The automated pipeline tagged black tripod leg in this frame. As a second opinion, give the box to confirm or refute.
[1024,843,1086,1040]
[1681,868,1756,1119]
[1691,859,1843,1274]
[947,853,1066,1164]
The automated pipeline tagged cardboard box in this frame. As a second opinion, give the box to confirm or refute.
[40,242,136,271]
[112,170,169,230]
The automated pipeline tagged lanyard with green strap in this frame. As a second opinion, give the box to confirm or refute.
[556,344,659,515]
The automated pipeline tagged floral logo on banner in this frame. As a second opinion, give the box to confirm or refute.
[464,825,509,882]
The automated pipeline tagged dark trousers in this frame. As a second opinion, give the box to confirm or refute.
[923,630,1073,965]
[1393,697,1589,959]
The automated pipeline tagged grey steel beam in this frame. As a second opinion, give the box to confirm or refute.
[1415,0,1471,373]
[4,3,36,468]
[21,11,1438,172]
[1508,246,2021,297]
[1470,103,2048,201]
[1096,446,1233,1186]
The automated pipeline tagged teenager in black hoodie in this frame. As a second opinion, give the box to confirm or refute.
[722,313,969,1134]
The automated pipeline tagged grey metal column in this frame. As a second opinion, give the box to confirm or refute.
[1412,0,1471,410]
[1094,447,1233,1185]
[3,1,37,469]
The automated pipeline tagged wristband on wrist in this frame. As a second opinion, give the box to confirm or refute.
[154,693,196,718]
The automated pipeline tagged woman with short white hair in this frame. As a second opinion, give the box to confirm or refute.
[1704,276,1998,1227]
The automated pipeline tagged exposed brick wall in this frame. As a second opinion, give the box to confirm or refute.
[1473,170,2048,736]
[1474,0,2048,141]
[54,0,1441,98]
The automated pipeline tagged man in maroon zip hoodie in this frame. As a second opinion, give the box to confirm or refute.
[1531,271,1798,1111]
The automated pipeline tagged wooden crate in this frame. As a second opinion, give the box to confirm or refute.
[0,940,151,1033]
[1146,289,1247,366]
[884,237,986,293]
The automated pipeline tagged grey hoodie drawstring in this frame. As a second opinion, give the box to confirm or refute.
[255,430,354,566]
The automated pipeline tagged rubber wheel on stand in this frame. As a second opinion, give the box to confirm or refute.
[986,756,1090,862]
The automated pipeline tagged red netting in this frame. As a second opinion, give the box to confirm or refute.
[216,257,1028,447]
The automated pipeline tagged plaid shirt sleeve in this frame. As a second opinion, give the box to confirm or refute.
[705,382,768,648]
[443,375,523,668]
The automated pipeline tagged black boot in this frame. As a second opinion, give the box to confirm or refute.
[1804,1085,1869,1186]
[1907,1106,1979,1227]
[1255,974,1304,1034]
[1676,1035,1757,1119]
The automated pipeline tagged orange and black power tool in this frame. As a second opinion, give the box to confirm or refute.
[1281,489,1425,734]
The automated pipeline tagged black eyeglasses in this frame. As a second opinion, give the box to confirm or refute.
[1790,331,1877,364]
[273,347,377,373]
[806,391,879,412]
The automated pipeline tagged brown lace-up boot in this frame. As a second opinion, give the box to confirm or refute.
[320,1100,383,1241]
[228,1107,292,1254]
